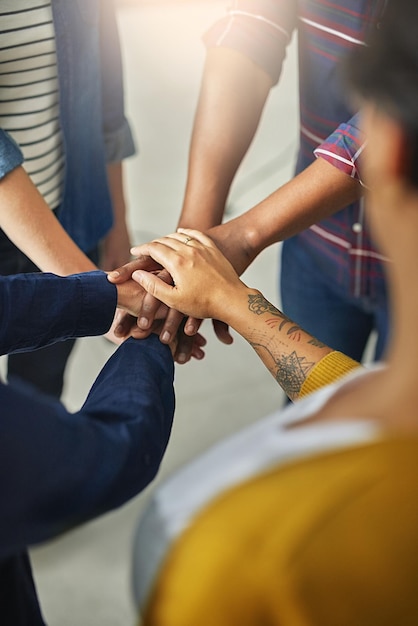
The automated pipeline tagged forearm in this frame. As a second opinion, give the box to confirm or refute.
[207,157,363,275]
[0,335,174,556]
[0,167,96,274]
[102,161,132,270]
[223,288,335,400]
[178,48,273,230]
[0,271,116,355]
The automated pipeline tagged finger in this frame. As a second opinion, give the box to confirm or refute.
[176,228,217,248]
[130,234,187,258]
[132,268,177,310]
[213,319,234,345]
[131,230,211,260]
[177,332,207,363]
[183,316,203,336]
[137,268,174,330]
[107,256,162,283]
[112,310,136,338]
[193,332,207,348]
[174,323,197,364]
[159,309,186,345]
[190,334,206,361]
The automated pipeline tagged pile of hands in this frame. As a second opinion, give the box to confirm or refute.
[107,229,251,364]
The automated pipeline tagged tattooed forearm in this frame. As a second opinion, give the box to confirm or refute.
[248,293,281,316]
[248,294,303,340]
[308,337,327,348]
[275,351,316,398]
[250,341,315,399]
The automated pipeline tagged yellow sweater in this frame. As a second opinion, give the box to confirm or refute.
[143,437,418,626]
[299,350,361,398]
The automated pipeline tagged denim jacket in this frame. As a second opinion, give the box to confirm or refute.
[0,0,136,253]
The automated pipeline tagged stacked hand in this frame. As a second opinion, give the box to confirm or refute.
[109,229,251,363]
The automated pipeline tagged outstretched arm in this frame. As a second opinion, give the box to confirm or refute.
[109,159,362,353]
[0,166,96,275]
[206,157,363,276]
[128,230,360,400]
[0,270,175,556]
[178,47,273,231]
[0,334,174,557]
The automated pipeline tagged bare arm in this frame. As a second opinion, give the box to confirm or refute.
[0,166,96,275]
[109,157,362,353]
[178,47,273,230]
[128,230,360,400]
[207,157,363,275]
[101,161,132,270]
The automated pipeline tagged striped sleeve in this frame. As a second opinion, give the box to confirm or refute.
[203,0,298,84]
[314,112,366,183]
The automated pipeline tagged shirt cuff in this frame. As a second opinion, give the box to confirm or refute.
[0,130,24,179]
[203,12,292,85]
[76,270,118,337]
[299,351,362,398]
[314,122,366,182]
[104,118,136,163]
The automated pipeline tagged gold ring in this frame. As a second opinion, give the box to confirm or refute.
[183,236,193,245]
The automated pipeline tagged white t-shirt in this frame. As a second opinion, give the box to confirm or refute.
[0,1,64,209]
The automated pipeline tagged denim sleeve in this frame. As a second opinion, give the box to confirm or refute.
[314,113,366,183]
[0,130,24,179]
[99,0,136,162]
[0,271,116,356]
[203,0,298,85]
[0,334,175,557]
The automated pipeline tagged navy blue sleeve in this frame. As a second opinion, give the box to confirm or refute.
[0,334,175,557]
[0,271,116,356]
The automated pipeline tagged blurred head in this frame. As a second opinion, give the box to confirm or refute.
[346,0,418,188]
[344,0,418,259]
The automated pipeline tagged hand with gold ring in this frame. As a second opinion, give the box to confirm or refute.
[107,229,238,362]
[126,229,255,327]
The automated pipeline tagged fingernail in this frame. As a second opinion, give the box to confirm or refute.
[177,353,187,364]
[107,271,119,279]
[161,331,171,343]
[139,317,149,329]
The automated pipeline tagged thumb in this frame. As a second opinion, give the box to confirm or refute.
[132,269,174,307]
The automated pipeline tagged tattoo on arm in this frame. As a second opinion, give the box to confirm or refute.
[248,293,303,340]
[250,342,315,399]
[307,337,327,348]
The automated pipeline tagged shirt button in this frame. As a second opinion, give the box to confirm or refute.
[352,222,363,233]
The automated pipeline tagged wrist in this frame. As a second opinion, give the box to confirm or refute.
[221,286,261,333]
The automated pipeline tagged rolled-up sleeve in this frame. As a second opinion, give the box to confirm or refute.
[0,130,24,180]
[100,0,136,163]
[103,118,136,163]
[314,112,366,183]
[203,0,297,85]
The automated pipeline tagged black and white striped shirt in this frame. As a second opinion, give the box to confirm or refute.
[0,0,64,209]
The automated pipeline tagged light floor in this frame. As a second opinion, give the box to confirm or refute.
[29,2,299,624]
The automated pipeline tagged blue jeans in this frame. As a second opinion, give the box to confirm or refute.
[280,238,390,362]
